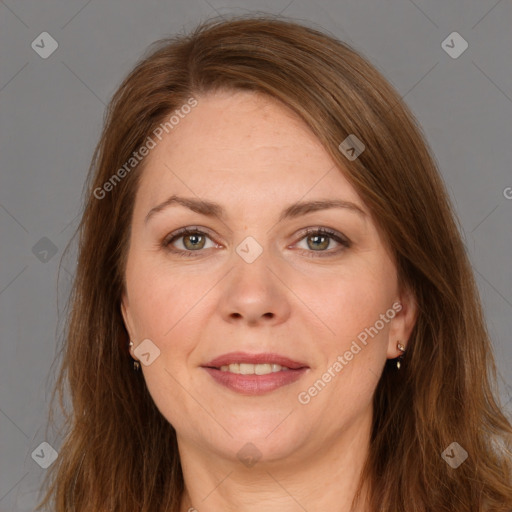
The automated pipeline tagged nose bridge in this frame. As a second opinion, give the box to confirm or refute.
[218,234,290,325]
[231,233,276,295]
[235,234,266,265]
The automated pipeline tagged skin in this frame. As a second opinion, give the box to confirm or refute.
[121,90,417,512]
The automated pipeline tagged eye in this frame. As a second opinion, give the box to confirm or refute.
[293,227,350,257]
[162,227,219,256]
[162,226,350,258]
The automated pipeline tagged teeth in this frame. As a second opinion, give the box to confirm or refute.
[218,363,290,374]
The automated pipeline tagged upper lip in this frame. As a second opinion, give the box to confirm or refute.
[202,352,309,370]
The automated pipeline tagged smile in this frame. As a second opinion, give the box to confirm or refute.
[218,363,291,374]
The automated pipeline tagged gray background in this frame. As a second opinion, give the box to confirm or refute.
[1,0,511,510]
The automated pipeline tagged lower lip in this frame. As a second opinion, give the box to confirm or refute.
[202,367,308,395]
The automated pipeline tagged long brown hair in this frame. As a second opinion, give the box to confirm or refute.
[38,15,512,511]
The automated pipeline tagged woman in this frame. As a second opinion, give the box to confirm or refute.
[38,15,512,512]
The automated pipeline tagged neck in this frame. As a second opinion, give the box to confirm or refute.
[178,407,372,512]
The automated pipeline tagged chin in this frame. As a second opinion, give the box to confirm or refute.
[210,421,310,463]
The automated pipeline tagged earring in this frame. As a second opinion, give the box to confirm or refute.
[128,340,140,371]
[396,341,406,370]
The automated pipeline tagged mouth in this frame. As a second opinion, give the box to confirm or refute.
[214,362,296,374]
[201,352,309,395]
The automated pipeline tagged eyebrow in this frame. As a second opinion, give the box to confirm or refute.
[144,195,367,225]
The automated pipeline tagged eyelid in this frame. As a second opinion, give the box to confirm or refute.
[162,225,351,257]
[162,225,223,248]
[292,226,350,246]
[290,226,351,256]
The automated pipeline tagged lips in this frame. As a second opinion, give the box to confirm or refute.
[201,352,309,395]
[202,351,309,370]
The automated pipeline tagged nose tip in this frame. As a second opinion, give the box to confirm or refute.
[219,250,291,327]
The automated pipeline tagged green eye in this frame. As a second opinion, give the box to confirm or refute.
[294,228,350,257]
[163,227,216,255]
[162,226,350,258]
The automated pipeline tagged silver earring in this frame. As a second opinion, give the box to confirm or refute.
[128,340,140,370]
[396,341,406,369]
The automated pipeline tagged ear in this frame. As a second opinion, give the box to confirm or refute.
[386,285,417,359]
[120,293,137,343]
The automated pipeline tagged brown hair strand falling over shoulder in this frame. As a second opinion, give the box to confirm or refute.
[38,14,512,512]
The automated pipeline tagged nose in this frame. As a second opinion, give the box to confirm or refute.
[217,247,291,327]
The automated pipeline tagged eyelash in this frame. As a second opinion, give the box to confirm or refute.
[162,226,351,258]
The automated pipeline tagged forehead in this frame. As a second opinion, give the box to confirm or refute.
[135,90,362,213]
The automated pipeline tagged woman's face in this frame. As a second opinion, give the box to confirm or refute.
[121,89,416,464]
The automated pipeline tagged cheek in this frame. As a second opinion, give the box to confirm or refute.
[126,255,207,339]
[320,267,395,343]
[126,265,207,426]
[298,274,392,417]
